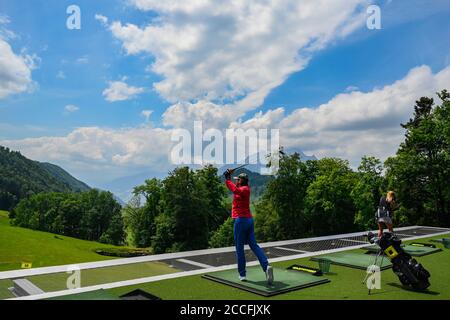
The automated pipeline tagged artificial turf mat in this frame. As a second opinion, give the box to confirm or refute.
[310,252,392,270]
[364,245,442,257]
[202,266,330,297]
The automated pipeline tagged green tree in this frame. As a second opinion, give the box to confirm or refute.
[124,178,163,247]
[196,165,228,233]
[209,217,234,248]
[158,167,209,252]
[254,197,280,241]
[385,90,450,226]
[100,212,125,245]
[12,190,125,245]
[305,158,358,235]
[351,156,385,230]
[152,213,175,254]
[255,153,318,241]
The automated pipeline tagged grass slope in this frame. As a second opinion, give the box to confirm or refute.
[109,233,450,300]
[0,211,119,272]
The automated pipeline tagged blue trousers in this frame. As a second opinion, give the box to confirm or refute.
[233,217,269,277]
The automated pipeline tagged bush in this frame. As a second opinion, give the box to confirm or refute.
[94,247,152,257]
[209,217,234,248]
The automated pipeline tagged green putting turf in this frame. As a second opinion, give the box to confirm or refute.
[47,289,120,300]
[202,266,330,297]
[364,244,442,257]
[310,252,392,270]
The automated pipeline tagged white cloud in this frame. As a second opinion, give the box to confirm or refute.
[103,81,145,102]
[162,100,237,129]
[0,39,37,99]
[230,108,285,130]
[0,15,10,25]
[95,14,108,26]
[65,105,79,113]
[0,15,16,40]
[259,65,450,165]
[3,65,449,185]
[141,109,153,122]
[110,0,368,106]
[1,126,173,184]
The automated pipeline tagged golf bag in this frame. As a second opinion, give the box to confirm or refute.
[368,232,431,291]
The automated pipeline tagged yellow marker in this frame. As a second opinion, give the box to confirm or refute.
[384,246,399,259]
[292,266,317,274]
[21,262,32,269]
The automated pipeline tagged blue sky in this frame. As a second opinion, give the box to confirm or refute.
[1,0,449,192]
[263,8,450,112]
[1,0,168,137]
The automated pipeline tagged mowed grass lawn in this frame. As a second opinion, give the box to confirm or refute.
[0,211,177,299]
[0,211,120,272]
[109,233,450,300]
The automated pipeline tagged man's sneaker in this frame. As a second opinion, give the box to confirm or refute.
[266,266,274,285]
[239,276,247,281]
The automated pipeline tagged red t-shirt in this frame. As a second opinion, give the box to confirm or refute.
[225,180,252,219]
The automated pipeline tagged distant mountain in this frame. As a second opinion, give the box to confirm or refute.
[98,170,169,204]
[0,146,91,210]
[284,147,317,161]
[219,149,317,175]
[40,162,90,192]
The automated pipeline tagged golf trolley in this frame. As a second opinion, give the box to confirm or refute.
[363,232,431,294]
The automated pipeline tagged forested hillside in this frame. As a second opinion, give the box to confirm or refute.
[0,146,90,210]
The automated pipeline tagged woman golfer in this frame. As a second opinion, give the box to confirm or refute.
[224,170,273,284]
[377,191,397,237]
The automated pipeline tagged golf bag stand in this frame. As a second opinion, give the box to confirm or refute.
[366,232,431,292]
[362,245,385,295]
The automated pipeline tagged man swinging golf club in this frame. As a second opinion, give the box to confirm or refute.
[224,167,274,284]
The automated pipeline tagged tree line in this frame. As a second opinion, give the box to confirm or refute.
[255,90,449,241]
[8,90,449,251]
[10,189,124,245]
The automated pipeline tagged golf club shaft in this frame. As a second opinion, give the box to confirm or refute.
[229,164,248,174]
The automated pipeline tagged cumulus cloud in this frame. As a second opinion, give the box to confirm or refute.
[230,108,285,130]
[267,65,449,165]
[1,126,173,184]
[2,65,449,184]
[110,0,368,106]
[103,80,145,102]
[162,100,238,129]
[0,39,37,99]
[0,16,38,99]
